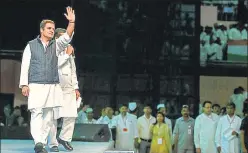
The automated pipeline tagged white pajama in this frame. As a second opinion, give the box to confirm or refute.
[30,108,54,145]
[48,117,76,148]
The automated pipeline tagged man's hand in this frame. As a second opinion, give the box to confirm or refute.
[196,148,201,153]
[66,45,74,55]
[217,146,221,153]
[22,86,29,97]
[75,89,80,100]
[242,148,248,153]
[134,138,139,149]
[232,131,238,136]
[64,7,75,23]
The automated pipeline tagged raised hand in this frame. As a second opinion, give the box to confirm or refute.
[64,7,75,22]
[66,45,74,55]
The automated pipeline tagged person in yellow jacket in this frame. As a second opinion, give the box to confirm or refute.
[150,112,172,153]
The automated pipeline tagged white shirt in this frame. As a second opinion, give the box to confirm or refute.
[215,115,242,153]
[83,118,97,124]
[228,28,242,40]
[58,51,79,90]
[241,29,248,40]
[137,115,156,139]
[194,113,220,153]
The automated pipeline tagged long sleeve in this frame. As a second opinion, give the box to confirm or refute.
[173,119,179,145]
[19,44,31,88]
[70,57,79,89]
[167,118,173,143]
[96,116,105,124]
[133,118,139,138]
[215,118,222,147]
[56,32,74,56]
[58,51,70,68]
[194,116,201,148]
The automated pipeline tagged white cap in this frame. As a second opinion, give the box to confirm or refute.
[86,108,93,113]
[128,102,137,111]
[157,104,165,110]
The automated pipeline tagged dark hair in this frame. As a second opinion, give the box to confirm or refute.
[119,103,128,108]
[144,104,152,109]
[212,104,220,109]
[234,88,242,94]
[202,101,212,107]
[54,28,66,38]
[227,102,236,109]
[238,86,245,91]
[153,112,165,125]
[14,106,20,110]
[221,107,226,113]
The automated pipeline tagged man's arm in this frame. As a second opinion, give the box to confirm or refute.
[71,57,79,89]
[194,117,201,149]
[19,44,31,88]
[240,119,248,152]
[173,119,179,146]
[58,51,70,68]
[56,7,75,55]
[215,118,222,152]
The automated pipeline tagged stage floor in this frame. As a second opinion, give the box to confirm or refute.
[1,139,114,153]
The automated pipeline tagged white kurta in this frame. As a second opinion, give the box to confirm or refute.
[229,94,246,117]
[215,115,242,153]
[113,114,138,151]
[83,118,97,124]
[19,33,73,110]
[228,28,242,40]
[194,113,220,153]
[54,50,79,118]
[76,110,87,123]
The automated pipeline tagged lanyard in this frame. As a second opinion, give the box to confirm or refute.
[121,116,127,127]
[227,115,235,126]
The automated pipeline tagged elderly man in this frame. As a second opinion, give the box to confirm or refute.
[47,28,81,152]
[19,7,75,153]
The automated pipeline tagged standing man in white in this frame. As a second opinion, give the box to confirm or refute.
[215,102,242,153]
[48,28,81,152]
[19,7,75,153]
[194,101,220,153]
[112,104,139,152]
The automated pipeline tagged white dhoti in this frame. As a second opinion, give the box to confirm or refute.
[28,83,63,145]
[48,88,77,148]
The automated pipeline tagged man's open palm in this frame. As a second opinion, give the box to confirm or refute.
[64,7,75,22]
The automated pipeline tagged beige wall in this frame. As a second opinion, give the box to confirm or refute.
[200,76,247,107]
[201,5,237,28]
[0,59,27,107]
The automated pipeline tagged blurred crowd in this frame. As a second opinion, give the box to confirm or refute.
[200,22,248,64]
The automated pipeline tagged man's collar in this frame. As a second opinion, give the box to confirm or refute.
[180,116,193,121]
